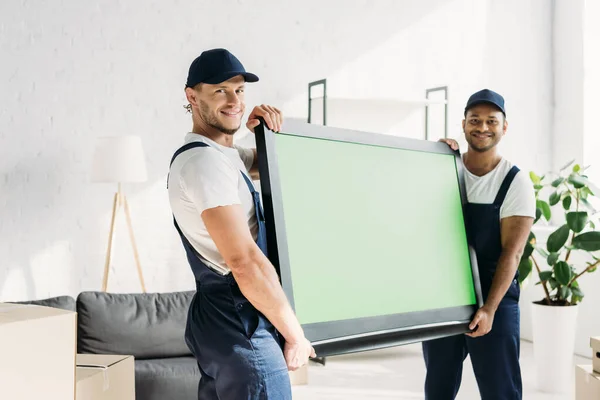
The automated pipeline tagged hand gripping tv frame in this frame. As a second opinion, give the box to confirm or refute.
[254,118,483,358]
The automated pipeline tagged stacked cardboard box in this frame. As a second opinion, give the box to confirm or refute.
[575,336,600,399]
[0,303,77,400]
[76,354,135,400]
[592,337,600,373]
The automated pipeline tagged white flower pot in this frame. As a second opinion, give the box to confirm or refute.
[531,302,579,393]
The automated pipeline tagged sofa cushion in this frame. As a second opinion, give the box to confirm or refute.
[76,291,195,359]
[10,295,76,312]
[135,357,200,400]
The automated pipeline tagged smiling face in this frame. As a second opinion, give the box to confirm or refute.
[186,75,246,135]
[462,103,507,153]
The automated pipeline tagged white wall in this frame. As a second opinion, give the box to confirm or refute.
[289,0,553,178]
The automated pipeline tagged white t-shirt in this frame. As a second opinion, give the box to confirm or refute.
[168,133,256,275]
[463,156,536,219]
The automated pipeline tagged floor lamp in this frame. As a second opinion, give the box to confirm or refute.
[91,136,148,293]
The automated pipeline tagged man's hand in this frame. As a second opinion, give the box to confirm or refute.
[438,138,459,151]
[283,337,316,371]
[466,306,495,338]
[246,104,283,133]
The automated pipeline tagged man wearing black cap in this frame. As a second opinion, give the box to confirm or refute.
[167,48,315,399]
[423,89,535,399]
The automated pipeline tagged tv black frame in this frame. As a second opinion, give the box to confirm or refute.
[254,119,483,357]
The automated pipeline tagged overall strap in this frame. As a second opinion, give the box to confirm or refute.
[170,141,210,167]
[167,140,263,221]
[167,142,210,188]
[239,170,265,223]
[494,165,520,206]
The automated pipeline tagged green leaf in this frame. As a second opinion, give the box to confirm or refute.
[535,247,550,258]
[534,184,544,191]
[580,198,597,213]
[530,171,542,184]
[559,286,572,300]
[551,177,565,187]
[583,186,595,197]
[547,225,570,253]
[573,164,581,173]
[549,278,558,289]
[549,191,561,206]
[535,208,542,223]
[590,221,596,230]
[569,175,586,189]
[581,190,589,200]
[571,286,584,298]
[560,160,575,171]
[539,270,553,282]
[571,280,579,288]
[518,258,532,284]
[563,195,572,210]
[554,261,572,285]
[572,232,600,251]
[522,241,534,259]
[547,252,559,265]
[537,200,551,221]
[566,211,588,233]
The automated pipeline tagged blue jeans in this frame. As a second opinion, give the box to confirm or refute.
[185,283,292,400]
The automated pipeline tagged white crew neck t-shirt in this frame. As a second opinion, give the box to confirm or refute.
[463,156,536,219]
[168,133,256,275]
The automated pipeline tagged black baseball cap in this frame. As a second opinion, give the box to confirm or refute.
[185,48,259,88]
[464,89,506,116]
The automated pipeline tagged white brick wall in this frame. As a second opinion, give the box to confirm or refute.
[0,0,554,301]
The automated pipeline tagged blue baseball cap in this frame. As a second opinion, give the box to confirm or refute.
[464,89,506,116]
[185,48,259,88]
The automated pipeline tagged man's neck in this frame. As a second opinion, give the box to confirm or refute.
[191,122,235,148]
[463,149,502,177]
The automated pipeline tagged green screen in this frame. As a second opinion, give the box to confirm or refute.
[274,132,476,325]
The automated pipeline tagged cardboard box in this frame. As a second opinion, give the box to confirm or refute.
[576,365,600,399]
[0,302,77,400]
[591,336,600,373]
[76,354,135,400]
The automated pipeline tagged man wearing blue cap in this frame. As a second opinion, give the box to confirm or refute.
[423,89,535,399]
[167,48,315,399]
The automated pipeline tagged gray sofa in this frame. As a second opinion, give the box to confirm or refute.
[13,291,200,400]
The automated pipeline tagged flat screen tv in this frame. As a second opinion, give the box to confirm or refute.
[254,119,483,357]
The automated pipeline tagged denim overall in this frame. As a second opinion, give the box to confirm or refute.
[169,142,291,400]
[422,165,522,400]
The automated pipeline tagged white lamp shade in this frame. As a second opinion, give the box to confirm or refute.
[91,136,148,183]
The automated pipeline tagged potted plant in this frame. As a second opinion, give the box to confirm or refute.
[518,160,600,393]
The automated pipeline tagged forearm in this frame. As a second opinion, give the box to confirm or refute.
[485,251,521,311]
[230,248,303,343]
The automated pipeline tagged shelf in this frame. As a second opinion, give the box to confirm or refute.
[310,96,447,107]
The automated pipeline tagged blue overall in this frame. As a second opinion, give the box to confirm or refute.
[422,165,522,400]
[169,142,291,400]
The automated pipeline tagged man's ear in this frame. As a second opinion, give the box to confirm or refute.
[503,118,508,134]
[462,119,466,132]
[185,87,199,107]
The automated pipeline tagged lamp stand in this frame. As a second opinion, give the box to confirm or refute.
[101,183,147,292]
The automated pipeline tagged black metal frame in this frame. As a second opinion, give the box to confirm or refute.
[255,119,483,358]
[425,86,449,140]
[307,79,327,125]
